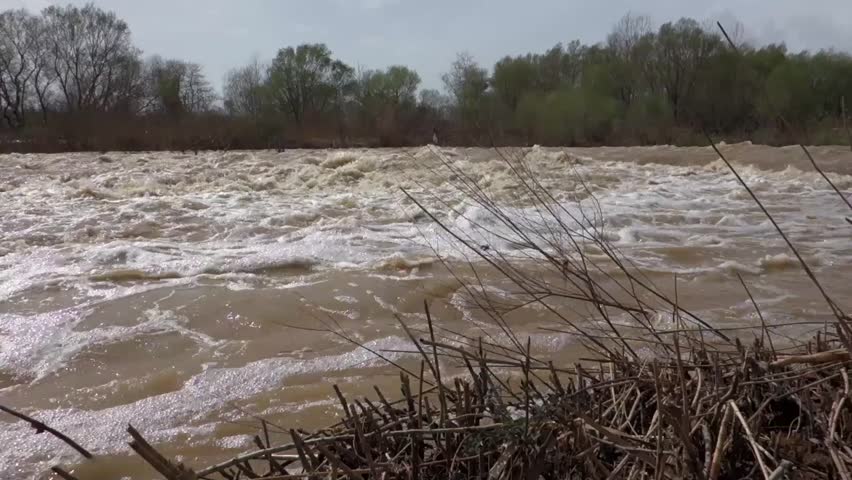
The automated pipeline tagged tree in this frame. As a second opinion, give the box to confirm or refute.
[442,52,489,124]
[0,9,41,127]
[650,18,723,121]
[145,57,215,116]
[180,63,215,113]
[1,5,851,149]
[353,65,420,138]
[515,84,618,145]
[29,15,54,123]
[491,55,537,111]
[147,56,184,115]
[419,89,451,116]
[536,41,585,91]
[108,53,148,114]
[809,50,852,122]
[604,13,653,107]
[689,46,760,132]
[266,43,354,124]
[607,13,652,61]
[224,58,268,118]
[759,55,820,129]
[327,57,355,141]
[384,66,421,105]
[42,3,139,113]
[355,65,420,110]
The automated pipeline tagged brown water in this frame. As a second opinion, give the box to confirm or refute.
[1,144,851,479]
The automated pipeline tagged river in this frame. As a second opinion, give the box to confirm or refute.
[1,144,851,478]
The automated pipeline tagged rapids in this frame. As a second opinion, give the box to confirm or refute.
[1,144,851,478]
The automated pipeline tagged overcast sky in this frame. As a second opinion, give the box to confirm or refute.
[2,0,851,92]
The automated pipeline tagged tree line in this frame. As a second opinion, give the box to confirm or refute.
[1,5,850,152]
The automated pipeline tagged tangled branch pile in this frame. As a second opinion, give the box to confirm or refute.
[152,326,846,480]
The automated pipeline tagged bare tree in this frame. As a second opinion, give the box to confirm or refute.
[441,52,488,106]
[180,63,215,113]
[224,57,267,118]
[603,13,654,107]
[0,9,41,128]
[107,54,150,114]
[442,52,489,124]
[29,15,54,123]
[42,3,138,112]
[606,12,653,61]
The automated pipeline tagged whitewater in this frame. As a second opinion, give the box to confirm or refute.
[1,144,851,478]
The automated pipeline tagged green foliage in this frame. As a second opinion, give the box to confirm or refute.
[150,58,184,116]
[354,65,422,141]
[146,57,215,116]
[356,65,421,111]
[515,87,618,145]
[761,56,818,127]
[443,53,490,125]
[470,13,852,145]
[3,4,852,148]
[266,43,354,124]
[492,56,537,110]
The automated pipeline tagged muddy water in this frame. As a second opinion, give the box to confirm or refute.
[1,144,851,479]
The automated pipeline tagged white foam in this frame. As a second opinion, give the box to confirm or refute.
[0,304,223,381]
[0,336,414,478]
[3,149,850,299]
[334,295,358,304]
[3,148,852,476]
[321,152,358,169]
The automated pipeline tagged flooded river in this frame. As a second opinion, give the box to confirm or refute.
[1,144,851,478]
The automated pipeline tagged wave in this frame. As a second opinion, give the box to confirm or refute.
[201,256,318,275]
[89,269,183,282]
[376,255,436,272]
[0,335,413,477]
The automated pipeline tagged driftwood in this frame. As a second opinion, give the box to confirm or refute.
[770,349,851,368]
[125,332,846,480]
[18,334,850,479]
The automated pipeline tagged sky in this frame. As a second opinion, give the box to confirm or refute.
[2,0,851,93]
